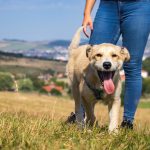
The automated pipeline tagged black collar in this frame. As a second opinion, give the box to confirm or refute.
[83,76,103,100]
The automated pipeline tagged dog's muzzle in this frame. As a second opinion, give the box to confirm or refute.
[103,61,112,70]
[97,70,116,95]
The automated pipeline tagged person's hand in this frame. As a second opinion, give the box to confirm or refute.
[82,14,93,38]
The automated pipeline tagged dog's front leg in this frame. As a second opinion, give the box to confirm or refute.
[108,98,121,132]
[74,81,88,129]
[75,101,85,129]
[72,82,85,128]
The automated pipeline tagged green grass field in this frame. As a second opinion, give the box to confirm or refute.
[0,92,150,149]
[138,101,150,109]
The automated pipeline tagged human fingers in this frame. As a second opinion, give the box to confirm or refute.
[83,24,90,38]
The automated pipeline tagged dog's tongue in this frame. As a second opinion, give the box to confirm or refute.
[104,78,115,95]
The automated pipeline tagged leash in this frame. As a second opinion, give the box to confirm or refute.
[83,75,104,100]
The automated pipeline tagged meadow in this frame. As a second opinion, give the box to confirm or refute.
[0,55,66,75]
[0,92,150,149]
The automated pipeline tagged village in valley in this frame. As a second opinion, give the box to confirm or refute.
[0,39,150,97]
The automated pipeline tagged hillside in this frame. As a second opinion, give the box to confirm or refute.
[0,55,66,75]
[0,39,150,61]
[0,39,69,61]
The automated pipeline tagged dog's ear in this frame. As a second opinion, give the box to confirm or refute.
[120,47,130,62]
[86,45,92,60]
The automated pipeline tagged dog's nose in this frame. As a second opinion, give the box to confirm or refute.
[103,62,111,70]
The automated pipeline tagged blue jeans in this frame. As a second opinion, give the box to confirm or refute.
[89,0,150,122]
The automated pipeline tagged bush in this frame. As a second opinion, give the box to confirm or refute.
[0,72,14,91]
[28,76,45,91]
[50,78,68,89]
[33,79,45,91]
[50,88,62,96]
[44,69,55,75]
[55,81,67,89]
[39,88,49,94]
[50,77,57,83]
[142,78,150,96]
[18,78,34,92]
[143,57,150,75]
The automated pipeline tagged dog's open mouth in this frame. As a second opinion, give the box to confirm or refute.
[97,71,115,95]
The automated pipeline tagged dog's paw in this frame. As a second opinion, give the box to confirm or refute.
[108,126,119,134]
[65,112,76,124]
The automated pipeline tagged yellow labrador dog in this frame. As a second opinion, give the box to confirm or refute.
[66,27,130,132]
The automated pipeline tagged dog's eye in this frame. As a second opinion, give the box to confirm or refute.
[96,54,102,57]
[112,54,118,58]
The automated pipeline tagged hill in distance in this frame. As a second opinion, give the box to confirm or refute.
[0,38,150,61]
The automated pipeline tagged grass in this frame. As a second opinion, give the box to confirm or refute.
[0,92,150,149]
[0,55,66,74]
[0,65,45,76]
[138,101,150,109]
[1,112,150,150]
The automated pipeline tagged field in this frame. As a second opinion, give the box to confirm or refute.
[0,92,150,149]
[0,55,66,75]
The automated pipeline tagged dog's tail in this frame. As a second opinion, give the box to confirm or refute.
[68,26,84,51]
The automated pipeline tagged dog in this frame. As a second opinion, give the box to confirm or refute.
[66,27,130,132]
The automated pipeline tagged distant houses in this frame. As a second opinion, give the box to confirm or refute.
[42,84,63,93]
[38,73,66,82]
[38,73,66,95]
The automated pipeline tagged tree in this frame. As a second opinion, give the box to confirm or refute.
[142,78,150,96]
[50,89,62,96]
[143,57,150,75]
[18,78,33,92]
[0,72,14,91]
[28,76,45,91]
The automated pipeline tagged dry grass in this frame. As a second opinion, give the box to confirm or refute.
[0,92,150,149]
[0,92,150,127]
[0,92,72,119]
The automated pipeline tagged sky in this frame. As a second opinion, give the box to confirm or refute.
[0,0,99,41]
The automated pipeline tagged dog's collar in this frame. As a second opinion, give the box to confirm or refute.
[83,75,103,100]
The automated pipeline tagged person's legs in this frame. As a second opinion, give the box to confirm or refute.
[89,0,120,45]
[121,1,150,123]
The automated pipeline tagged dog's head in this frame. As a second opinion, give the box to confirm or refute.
[86,43,130,95]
